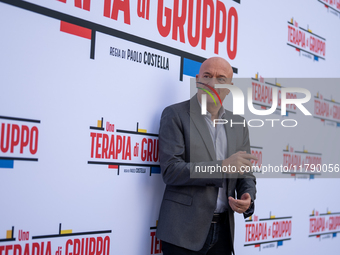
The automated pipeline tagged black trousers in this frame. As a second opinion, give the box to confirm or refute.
[162,215,232,255]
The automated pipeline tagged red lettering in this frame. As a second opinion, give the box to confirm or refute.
[155,237,161,253]
[251,150,262,167]
[90,133,96,158]
[288,25,293,43]
[102,134,109,158]
[10,124,20,153]
[125,136,131,160]
[32,243,39,255]
[150,232,162,254]
[333,105,340,120]
[201,0,214,50]
[20,125,29,153]
[105,122,114,132]
[23,243,29,255]
[122,136,126,159]
[187,0,201,47]
[137,0,150,19]
[153,139,159,162]
[30,126,39,155]
[103,236,110,255]
[89,238,95,255]
[66,240,73,255]
[13,245,21,255]
[18,230,29,241]
[115,135,122,159]
[214,0,226,54]
[141,138,147,161]
[103,0,111,17]
[5,246,12,255]
[157,0,172,37]
[96,133,102,158]
[103,0,130,24]
[1,123,10,153]
[0,123,38,155]
[329,216,340,230]
[226,7,238,59]
[172,0,187,42]
[155,1,238,59]
[147,138,153,161]
[73,239,80,255]
[108,135,115,159]
[245,224,249,242]
[96,237,103,255]
[278,89,281,107]
[150,232,155,254]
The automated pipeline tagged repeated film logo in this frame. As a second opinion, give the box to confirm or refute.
[251,74,297,116]
[317,0,340,17]
[309,209,340,240]
[0,115,40,169]
[150,222,162,255]
[282,144,322,179]
[244,212,292,251]
[314,92,340,127]
[88,117,160,175]
[287,18,326,61]
[0,224,111,255]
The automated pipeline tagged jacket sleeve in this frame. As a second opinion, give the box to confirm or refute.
[235,120,256,218]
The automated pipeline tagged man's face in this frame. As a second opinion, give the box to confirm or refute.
[196,57,233,107]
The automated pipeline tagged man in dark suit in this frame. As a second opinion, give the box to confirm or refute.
[156,57,257,255]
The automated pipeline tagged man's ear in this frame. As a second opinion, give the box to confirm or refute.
[196,74,199,82]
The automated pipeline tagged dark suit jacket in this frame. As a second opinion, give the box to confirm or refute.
[156,95,256,253]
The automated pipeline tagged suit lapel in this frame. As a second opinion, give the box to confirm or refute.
[189,96,216,160]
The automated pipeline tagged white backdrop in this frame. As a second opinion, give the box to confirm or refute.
[1,0,340,254]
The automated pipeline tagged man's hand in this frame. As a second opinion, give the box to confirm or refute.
[222,151,258,174]
[228,193,252,214]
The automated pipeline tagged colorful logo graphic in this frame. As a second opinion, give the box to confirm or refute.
[88,117,160,175]
[309,209,340,240]
[287,18,326,61]
[251,74,297,116]
[0,224,112,255]
[314,92,340,126]
[282,145,322,179]
[244,212,292,250]
[0,115,40,169]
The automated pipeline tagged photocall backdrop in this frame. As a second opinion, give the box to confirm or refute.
[0,0,340,254]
